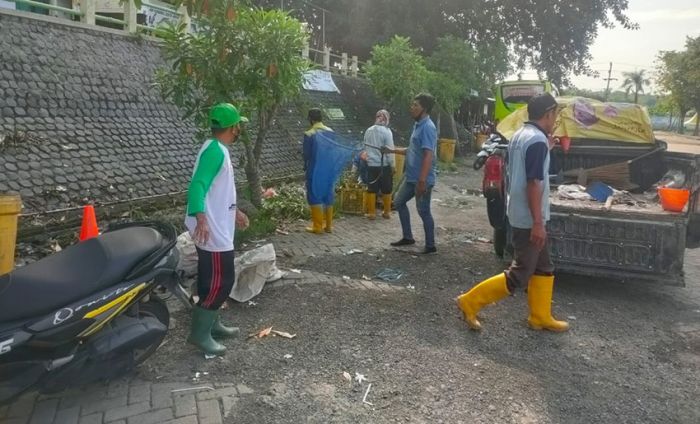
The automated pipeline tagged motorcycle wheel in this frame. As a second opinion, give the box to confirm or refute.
[472,156,486,170]
[129,297,170,365]
[493,227,507,259]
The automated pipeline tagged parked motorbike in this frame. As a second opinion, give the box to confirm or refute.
[478,132,510,257]
[473,132,507,170]
[0,221,191,404]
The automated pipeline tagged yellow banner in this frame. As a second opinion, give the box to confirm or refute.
[496,97,655,144]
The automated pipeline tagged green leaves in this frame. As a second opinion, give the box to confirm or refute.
[656,36,700,134]
[156,3,308,133]
[365,36,429,108]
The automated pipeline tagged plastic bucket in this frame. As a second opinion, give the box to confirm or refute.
[658,187,690,212]
[438,138,456,163]
[394,153,405,184]
[0,194,22,275]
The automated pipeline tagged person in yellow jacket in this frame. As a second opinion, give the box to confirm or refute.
[457,93,569,332]
[302,108,335,234]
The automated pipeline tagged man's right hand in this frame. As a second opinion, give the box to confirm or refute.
[193,213,210,245]
[530,222,547,250]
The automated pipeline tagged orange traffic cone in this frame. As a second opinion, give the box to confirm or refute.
[79,205,99,241]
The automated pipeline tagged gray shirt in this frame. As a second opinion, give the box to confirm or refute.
[506,122,550,229]
[363,125,395,167]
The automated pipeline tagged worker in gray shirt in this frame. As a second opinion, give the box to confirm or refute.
[457,93,569,333]
[363,109,395,219]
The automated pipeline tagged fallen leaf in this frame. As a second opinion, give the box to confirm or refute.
[283,354,293,359]
[342,275,351,280]
[271,330,297,339]
[343,372,352,382]
[289,269,302,274]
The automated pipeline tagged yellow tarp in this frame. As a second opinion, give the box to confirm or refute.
[496,97,655,144]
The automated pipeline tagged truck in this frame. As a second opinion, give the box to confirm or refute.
[486,97,699,285]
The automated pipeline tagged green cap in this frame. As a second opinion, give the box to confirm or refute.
[209,103,248,129]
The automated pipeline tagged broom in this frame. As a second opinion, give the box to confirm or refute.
[563,148,666,191]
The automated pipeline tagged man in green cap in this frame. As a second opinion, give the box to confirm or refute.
[185,103,249,355]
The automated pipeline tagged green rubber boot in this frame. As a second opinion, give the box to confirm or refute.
[212,314,240,339]
[188,306,226,355]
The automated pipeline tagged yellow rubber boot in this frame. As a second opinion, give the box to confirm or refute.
[382,194,392,219]
[527,275,569,332]
[305,205,324,234]
[324,206,333,233]
[365,192,376,220]
[457,273,510,331]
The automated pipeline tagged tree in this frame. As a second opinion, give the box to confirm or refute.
[656,36,700,135]
[365,36,429,109]
[620,70,651,104]
[252,0,634,86]
[683,36,700,136]
[155,1,308,207]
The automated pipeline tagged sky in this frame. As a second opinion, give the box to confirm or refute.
[518,0,700,92]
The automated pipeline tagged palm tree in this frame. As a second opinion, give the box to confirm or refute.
[621,70,651,104]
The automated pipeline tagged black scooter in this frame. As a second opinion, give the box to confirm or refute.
[0,221,191,404]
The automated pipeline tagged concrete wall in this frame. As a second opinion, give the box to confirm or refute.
[0,9,373,215]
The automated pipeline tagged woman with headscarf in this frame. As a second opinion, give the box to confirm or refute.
[363,109,395,219]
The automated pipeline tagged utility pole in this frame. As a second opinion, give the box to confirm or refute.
[603,62,617,101]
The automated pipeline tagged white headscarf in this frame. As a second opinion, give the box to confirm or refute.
[375,109,390,126]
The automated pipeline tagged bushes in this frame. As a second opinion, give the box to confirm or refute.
[260,183,310,221]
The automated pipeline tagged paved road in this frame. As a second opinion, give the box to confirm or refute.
[656,131,700,155]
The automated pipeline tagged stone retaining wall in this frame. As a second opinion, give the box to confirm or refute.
[0,10,374,215]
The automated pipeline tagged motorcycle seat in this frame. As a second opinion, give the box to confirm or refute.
[0,227,164,323]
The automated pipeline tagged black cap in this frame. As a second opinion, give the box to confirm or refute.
[527,93,558,120]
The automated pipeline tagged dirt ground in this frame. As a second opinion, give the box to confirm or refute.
[137,161,700,424]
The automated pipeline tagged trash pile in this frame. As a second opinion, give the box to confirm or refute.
[555,168,693,214]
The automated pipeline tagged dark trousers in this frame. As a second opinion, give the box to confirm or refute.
[367,166,393,194]
[196,247,235,310]
[504,227,555,292]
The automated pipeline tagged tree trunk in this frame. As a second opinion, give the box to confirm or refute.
[694,114,699,137]
[243,137,263,208]
[243,105,279,208]
[679,108,689,134]
[634,90,638,104]
[449,113,459,144]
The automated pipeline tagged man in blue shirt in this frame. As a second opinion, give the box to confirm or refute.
[457,93,569,333]
[383,93,438,254]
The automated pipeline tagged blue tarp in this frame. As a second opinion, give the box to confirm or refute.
[308,131,360,205]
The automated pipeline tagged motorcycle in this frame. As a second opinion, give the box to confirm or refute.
[473,132,506,170]
[477,132,511,258]
[0,221,191,404]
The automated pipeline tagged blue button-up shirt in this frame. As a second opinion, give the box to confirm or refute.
[404,116,437,185]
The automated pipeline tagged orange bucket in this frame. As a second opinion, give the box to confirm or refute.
[658,187,690,212]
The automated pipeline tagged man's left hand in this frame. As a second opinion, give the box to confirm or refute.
[236,210,249,230]
[416,180,427,197]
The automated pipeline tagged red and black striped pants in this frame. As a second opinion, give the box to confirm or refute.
[196,247,235,310]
